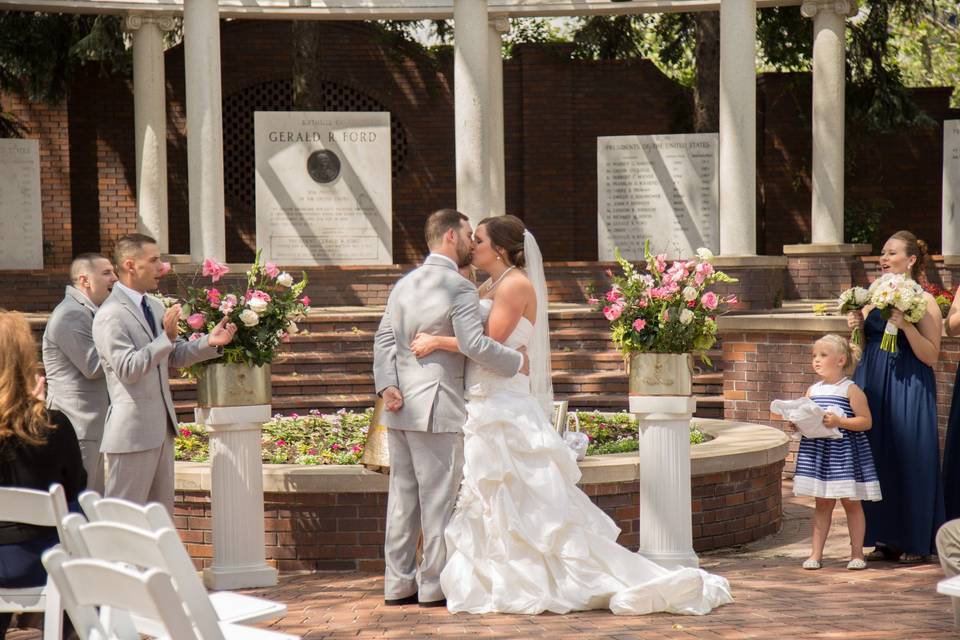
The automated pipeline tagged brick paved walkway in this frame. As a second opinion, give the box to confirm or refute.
[9,482,958,639]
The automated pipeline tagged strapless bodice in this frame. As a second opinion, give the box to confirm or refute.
[466,299,532,397]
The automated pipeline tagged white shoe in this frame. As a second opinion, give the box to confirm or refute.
[802,558,822,570]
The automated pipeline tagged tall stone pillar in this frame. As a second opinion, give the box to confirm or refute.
[718,0,757,256]
[803,0,858,245]
[184,0,226,262]
[487,17,509,218]
[126,13,175,253]
[942,120,960,265]
[454,0,490,229]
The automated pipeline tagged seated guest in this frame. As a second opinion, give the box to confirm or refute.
[937,519,960,626]
[0,312,86,639]
[42,253,117,492]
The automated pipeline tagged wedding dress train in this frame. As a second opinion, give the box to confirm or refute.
[439,300,733,615]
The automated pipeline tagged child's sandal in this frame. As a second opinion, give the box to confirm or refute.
[847,558,867,570]
[802,558,822,570]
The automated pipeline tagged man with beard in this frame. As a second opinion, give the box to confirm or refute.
[373,209,528,607]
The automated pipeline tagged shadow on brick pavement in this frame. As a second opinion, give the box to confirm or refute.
[8,481,957,639]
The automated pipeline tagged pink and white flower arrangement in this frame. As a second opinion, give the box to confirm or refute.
[590,242,737,359]
[867,273,927,353]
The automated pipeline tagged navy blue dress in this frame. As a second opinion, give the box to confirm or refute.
[944,365,960,521]
[852,309,945,555]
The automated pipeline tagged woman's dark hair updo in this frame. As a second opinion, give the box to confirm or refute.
[889,230,930,282]
[478,215,527,268]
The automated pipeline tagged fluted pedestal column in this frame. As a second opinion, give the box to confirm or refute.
[454,0,490,229]
[196,404,277,590]
[126,13,174,253]
[630,395,699,569]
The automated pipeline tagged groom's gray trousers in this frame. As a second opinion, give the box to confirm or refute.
[384,428,464,602]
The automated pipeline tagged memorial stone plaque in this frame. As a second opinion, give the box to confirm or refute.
[597,133,718,261]
[0,139,43,269]
[944,119,959,257]
[255,112,392,265]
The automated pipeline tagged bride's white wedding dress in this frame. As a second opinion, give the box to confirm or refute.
[439,299,733,616]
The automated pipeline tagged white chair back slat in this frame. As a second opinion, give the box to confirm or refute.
[0,484,68,531]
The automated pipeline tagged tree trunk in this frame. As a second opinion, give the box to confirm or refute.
[291,21,323,110]
[693,12,720,133]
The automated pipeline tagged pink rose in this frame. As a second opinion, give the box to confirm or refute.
[265,261,280,279]
[694,262,714,285]
[301,295,311,307]
[701,291,719,311]
[187,313,205,330]
[159,261,172,277]
[632,318,646,332]
[245,289,271,303]
[201,258,230,283]
[188,332,203,342]
[206,288,221,306]
[605,287,622,303]
[603,304,623,321]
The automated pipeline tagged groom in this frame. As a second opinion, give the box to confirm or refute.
[373,209,527,606]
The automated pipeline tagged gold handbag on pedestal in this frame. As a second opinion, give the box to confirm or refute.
[360,397,390,473]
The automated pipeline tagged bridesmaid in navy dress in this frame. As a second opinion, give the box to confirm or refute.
[943,287,960,522]
[848,231,945,562]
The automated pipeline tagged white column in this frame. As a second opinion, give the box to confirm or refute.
[630,396,699,569]
[942,120,959,261]
[803,1,857,245]
[719,0,757,256]
[196,404,278,590]
[487,17,509,218]
[454,0,490,229]
[184,0,226,262]
[126,14,174,253]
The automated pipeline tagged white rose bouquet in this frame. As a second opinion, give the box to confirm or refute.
[837,286,871,345]
[868,273,927,353]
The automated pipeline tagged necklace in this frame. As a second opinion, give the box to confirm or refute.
[483,266,515,294]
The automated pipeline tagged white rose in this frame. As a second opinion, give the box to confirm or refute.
[239,309,259,327]
[696,248,714,262]
[287,320,298,335]
[682,286,698,301]
[276,272,294,288]
[679,309,695,325]
[248,297,269,315]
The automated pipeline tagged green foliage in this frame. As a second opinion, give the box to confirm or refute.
[844,198,892,248]
[889,1,960,107]
[575,411,708,456]
[0,111,27,138]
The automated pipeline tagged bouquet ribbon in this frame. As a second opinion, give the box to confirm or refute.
[881,320,898,353]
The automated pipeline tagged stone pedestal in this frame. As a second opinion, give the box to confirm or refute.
[630,395,699,569]
[195,404,277,590]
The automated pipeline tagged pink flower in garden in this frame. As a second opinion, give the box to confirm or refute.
[632,318,646,332]
[351,445,362,454]
[265,261,280,279]
[275,439,287,447]
[187,313,206,330]
[307,448,318,456]
[159,261,172,277]
[701,291,719,311]
[188,332,203,342]
[207,288,222,306]
[301,296,311,307]
[331,443,343,451]
[290,413,299,419]
[180,428,192,438]
[202,258,230,283]
[603,304,623,321]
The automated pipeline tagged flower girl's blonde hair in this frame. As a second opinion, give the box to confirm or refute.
[815,334,862,375]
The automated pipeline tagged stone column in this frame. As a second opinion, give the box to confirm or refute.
[719,0,757,256]
[454,0,490,229]
[487,17,509,218]
[196,404,278,590]
[803,0,858,245]
[943,120,960,264]
[183,0,226,262]
[126,13,175,253]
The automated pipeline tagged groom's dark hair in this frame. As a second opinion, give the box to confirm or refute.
[425,209,468,249]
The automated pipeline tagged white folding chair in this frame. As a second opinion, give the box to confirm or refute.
[76,494,286,626]
[937,573,960,627]
[0,484,67,640]
[551,400,570,435]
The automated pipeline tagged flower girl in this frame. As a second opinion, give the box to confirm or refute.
[795,334,880,570]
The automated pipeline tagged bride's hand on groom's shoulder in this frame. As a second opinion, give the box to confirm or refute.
[410,332,439,358]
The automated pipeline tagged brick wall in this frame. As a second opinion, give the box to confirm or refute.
[723,331,960,471]
[786,255,960,300]
[173,459,785,571]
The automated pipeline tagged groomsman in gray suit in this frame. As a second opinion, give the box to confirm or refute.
[373,209,527,606]
[92,234,237,513]
[43,253,118,492]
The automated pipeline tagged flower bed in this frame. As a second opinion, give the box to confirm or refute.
[174,410,707,464]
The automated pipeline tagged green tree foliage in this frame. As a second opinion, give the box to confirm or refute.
[889,0,960,107]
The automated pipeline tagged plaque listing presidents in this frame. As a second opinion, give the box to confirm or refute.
[0,139,43,269]
[255,111,392,265]
[597,133,718,261]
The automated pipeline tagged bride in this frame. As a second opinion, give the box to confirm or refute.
[408,215,733,616]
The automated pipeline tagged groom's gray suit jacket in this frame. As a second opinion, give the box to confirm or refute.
[373,254,522,432]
